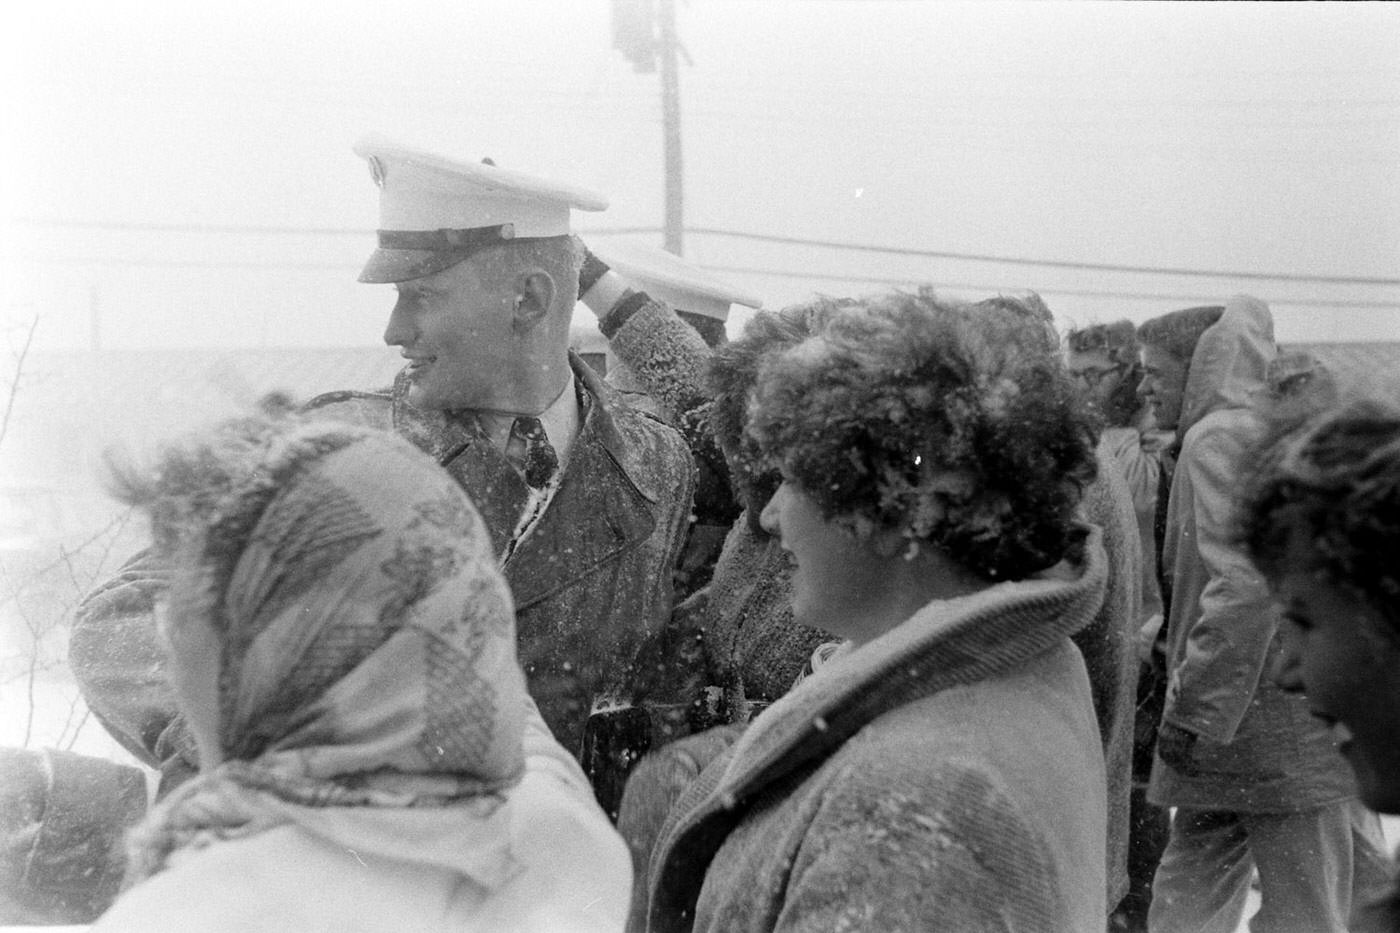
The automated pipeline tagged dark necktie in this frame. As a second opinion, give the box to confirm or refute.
[506,416,559,489]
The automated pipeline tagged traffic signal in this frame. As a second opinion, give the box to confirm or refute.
[612,0,657,73]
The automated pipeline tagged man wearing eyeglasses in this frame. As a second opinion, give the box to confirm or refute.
[1067,319,1171,933]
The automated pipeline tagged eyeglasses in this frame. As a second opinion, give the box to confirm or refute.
[1070,364,1125,389]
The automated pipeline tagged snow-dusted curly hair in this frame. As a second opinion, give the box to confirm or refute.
[707,297,851,517]
[1241,391,1400,645]
[746,288,1098,581]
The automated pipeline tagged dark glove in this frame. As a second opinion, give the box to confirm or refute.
[577,242,610,298]
[581,705,654,821]
[1156,721,1200,776]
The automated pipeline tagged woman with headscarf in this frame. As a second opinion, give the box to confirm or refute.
[90,417,630,933]
[626,289,1110,932]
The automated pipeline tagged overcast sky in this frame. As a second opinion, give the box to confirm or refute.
[3,0,1398,353]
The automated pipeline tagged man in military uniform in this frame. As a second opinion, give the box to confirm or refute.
[69,139,696,803]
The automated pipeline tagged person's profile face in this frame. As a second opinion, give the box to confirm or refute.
[1066,348,1124,413]
[758,479,884,639]
[1138,344,1189,431]
[1271,542,1400,814]
[381,255,518,411]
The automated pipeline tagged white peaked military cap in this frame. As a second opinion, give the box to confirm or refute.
[354,134,609,284]
[589,238,762,322]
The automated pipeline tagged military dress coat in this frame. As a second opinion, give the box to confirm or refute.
[69,354,696,773]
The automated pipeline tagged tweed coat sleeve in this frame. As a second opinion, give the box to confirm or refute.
[773,757,1069,933]
[1161,420,1278,745]
[604,296,740,530]
[68,550,198,791]
[616,726,747,933]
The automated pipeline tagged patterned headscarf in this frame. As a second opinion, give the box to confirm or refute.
[121,419,528,887]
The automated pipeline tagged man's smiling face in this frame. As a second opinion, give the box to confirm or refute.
[381,254,518,411]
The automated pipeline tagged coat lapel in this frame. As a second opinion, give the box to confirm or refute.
[444,442,532,559]
[390,360,662,601]
[504,380,656,610]
[391,372,531,558]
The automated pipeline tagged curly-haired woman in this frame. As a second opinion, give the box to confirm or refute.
[90,417,630,933]
[1241,390,1400,932]
[633,290,1111,932]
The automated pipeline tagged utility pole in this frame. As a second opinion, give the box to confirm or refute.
[610,0,685,255]
[657,0,683,256]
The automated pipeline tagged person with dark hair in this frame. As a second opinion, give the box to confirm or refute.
[582,238,762,601]
[69,141,698,815]
[628,290,1110,932]
[575,287,840,925]
[576,255,837,725]
[1068,320,1146,427]
[1136,296,1388,933]
[1066,321,1164,577]
[89,417,630,932]
[1067,319,1170,931]
[1241,389,1400,932]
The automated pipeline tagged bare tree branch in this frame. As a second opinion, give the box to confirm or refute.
[56,689,85,749]
[0,314,39,452]
[0,511,132,611]
[63,707,93,751]
[22,625,38,747]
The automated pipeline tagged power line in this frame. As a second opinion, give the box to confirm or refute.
[698,263,1400,310]
[8,252,1396,311]
[4,254,360,272]
[686,228,1400,287]
[8,218,663,239]
[9,217,1399,287]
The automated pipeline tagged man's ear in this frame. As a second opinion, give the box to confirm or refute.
[512,270,556,332]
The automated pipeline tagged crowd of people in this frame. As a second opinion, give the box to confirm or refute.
[3,139,1399,932]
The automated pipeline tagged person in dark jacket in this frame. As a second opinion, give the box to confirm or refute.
[1139,297,1389,933]
[586,237,762,601]
[1241,386,1400,933]
[68,140,696,811]
[577,261,831,726]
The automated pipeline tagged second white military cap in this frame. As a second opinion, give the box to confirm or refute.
[589,238,762,322]
[354,135,609,284]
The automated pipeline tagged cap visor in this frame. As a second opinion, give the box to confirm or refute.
[357,248,470,284]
